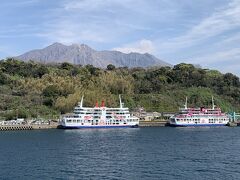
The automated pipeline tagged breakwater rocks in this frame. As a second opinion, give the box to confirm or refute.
[227,122,238,127]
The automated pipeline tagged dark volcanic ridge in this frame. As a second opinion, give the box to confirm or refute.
[16,42,171,68]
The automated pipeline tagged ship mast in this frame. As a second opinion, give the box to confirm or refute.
[79,96,84,108]
[119,95,124,108]
[212,96,215,110]
[184,97,188,109]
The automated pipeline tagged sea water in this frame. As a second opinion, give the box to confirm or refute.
[0,127,240,179]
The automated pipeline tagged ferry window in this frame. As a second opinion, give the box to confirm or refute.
[67,120,72,123]
[77,120,80,123]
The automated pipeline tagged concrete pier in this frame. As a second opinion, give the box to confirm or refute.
[0,125,33,131]
[139,120,169,127]
[0,123,58,131]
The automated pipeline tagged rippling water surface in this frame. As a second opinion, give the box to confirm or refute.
[1,127,240,179]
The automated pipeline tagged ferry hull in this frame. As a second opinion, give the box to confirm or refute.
[58,125,139,129]
[169,123,227,127]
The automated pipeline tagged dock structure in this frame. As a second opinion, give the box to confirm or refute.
[139,120,169,127]
[226,112,240,127]
[0,123,58,131]
[229,112,240,122]
[0,125,33,131]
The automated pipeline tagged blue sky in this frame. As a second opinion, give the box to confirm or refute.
[0,0,240,76]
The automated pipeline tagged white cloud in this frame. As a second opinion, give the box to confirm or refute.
[38,20,113,44]
[1,0,39,7]
[157,0,240,52]
[113,39,155,54]
[41,0,180,45]
[220,63,240,75]
[0,45,14,58]
[64,0,130,11]
[1,0,240,77]
[190,48,240,64]
[151,0,240,76]
[184,47,240,77]
[38,0,139,44]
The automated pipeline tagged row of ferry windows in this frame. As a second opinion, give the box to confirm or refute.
[71,115,129,118]
[74,112,129,115]
[66,119,137,123]
[176,119,200,122]
[176,118,228,122]
[74,109,129,114]
[75,108,128,111]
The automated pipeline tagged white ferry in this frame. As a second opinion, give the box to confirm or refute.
[169,97,230,127]
[59,96,139,129]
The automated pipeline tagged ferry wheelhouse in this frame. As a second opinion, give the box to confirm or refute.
[59,96,139,129]
[169,97,230,127]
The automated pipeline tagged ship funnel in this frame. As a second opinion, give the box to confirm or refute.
[212,96,215,110]
[79,96,84,108]
[184,97,188,109]
[95,101,99,107]
[101,100,105,107]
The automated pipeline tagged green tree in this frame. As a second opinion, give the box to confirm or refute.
[107,64,116,71]
[42,85,60,97]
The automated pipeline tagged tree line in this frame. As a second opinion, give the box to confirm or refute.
[0,58,239,120]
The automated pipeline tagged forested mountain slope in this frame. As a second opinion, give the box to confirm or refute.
[0,58,239,120]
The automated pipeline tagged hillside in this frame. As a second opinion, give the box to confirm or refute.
[16,42,171,68]
[0,58,239,120]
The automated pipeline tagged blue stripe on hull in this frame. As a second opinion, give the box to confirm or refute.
[170,123,227,127]
[58,125,139,129]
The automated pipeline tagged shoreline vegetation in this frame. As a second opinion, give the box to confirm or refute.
[0,58,240,122]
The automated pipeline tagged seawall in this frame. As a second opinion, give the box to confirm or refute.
[0,124,58,131]
[139,120,169,127]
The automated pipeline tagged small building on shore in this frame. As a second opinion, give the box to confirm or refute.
[132,107,175,121]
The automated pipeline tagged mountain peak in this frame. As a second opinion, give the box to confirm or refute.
[16,42,171,68]
[70,43,94,51]
[48,42,66,48]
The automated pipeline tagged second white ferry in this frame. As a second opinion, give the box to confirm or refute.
[169,97,230,127]
[59,95,139,129]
